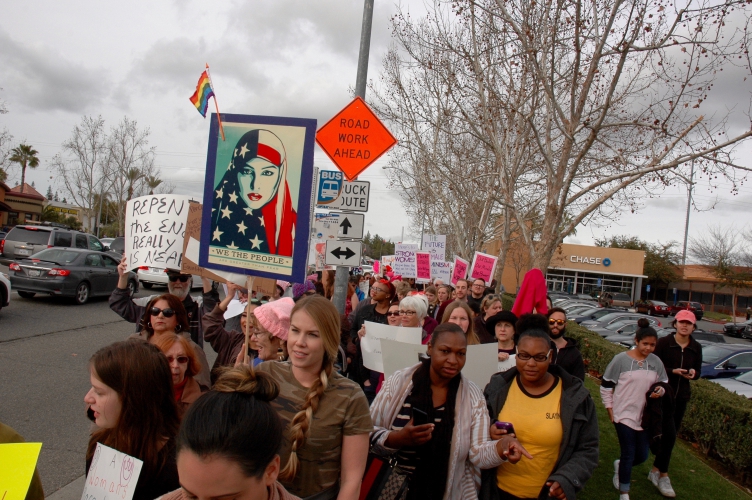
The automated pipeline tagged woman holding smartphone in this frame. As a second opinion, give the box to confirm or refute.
[370,323,527,500]
[648,310,702,498]
[600,320,668,500]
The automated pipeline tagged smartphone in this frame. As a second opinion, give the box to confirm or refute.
[495,421,515,435]
[412,407,429,426]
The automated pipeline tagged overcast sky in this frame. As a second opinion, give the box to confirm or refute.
[1,0,751,260]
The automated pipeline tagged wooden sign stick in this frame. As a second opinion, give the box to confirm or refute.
[242,276,253,365]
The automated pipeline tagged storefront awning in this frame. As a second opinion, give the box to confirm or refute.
[548,266,648,279]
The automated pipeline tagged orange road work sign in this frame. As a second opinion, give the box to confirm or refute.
[315,96,397,181]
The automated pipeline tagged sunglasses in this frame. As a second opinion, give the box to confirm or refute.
[150,307,176,318]
[548,319,566,326]
[168,275,190,283]
[386,312,401,317]
[517,350,552,363]
[166,355,189,364]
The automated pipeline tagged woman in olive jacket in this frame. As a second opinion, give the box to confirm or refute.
[481,330,599,500]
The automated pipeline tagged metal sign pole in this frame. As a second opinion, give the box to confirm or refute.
[332,0,375,314]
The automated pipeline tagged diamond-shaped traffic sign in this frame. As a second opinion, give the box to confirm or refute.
[315,96,397,181]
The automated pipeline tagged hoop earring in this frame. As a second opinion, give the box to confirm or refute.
[147,321,152,329]
[175,324,182,333]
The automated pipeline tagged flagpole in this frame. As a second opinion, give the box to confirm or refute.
[205,63,226,142]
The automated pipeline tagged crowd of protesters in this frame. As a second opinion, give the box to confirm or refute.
[26,258,703,500]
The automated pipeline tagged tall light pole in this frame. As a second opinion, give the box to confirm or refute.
[681,161,695,266]
[332,0,375,314]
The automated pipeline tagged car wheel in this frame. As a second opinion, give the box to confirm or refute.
[127,280,137,297]
[142,282,153,289]
[17,291,36,299]
[74,282,90,305]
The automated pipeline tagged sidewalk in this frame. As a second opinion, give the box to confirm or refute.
[46,476,84,500]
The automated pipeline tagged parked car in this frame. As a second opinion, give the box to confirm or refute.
[710,370,752,399]
[572,307,622,324]
[598,291,633,308]
[668,300,704,320]
[0,270,10,313]
[8,248,138,304]
[700,344,752,378]
[581,312,662,330]
[606,328,672,347]
[563,304,599,316]
[635,300,671,317]
[0,231,6,240]
[99,237,115,246]
[1,224,106,261]
[575,294,597,301]
[104,237,126,258]
[589,318,661,337]
[723,319,752,338]
[137,266,203,289]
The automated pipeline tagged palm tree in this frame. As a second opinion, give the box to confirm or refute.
[145,175,162,195]
[125,168,143,201]
[9,144,40,193]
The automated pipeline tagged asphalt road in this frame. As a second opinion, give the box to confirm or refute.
[0,272,218,496]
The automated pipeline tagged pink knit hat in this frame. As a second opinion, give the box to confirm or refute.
[253,297,294,341]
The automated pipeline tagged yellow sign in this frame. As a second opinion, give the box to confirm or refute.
[0,443,42,500]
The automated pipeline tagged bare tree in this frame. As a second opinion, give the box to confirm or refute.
[52,116,108,232]
[378,0,752,272]
[689,225,752,321]
[0,128,12,183]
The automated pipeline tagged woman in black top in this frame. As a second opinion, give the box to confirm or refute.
[84,340,180,500]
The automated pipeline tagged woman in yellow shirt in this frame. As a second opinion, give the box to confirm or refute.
[481,329,599,500]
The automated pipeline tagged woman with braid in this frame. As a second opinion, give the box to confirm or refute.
[256,295,372,499]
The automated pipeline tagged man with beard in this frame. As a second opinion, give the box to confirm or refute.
[109,257,219,348]
[547,307,586,380]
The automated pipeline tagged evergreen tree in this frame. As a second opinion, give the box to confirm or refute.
[45,185,53,200]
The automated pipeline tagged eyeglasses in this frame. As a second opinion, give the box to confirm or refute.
[517,350,551,362]
[168,275,190,283]
[166,355,189,364]
[399,310,417,316]
[386,311,401,317]
[150,307,176,318]
[372,287,389,293]
[548,318,566,326]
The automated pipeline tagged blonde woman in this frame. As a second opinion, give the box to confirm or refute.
[256,295,372,499]
[442,301,481,345]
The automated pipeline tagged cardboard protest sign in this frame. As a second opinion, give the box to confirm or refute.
[251,277,277,297]
[382,339,427,379]
[463,343,500,389]
[415,251,432,282]
[359,280,370,296]
[200,113,317,283]
[451,255,469,285]
[361,322,422,372]
[470,251,499,286]
[421,234,446,261]
[125,194,192,271]
[0,443,42,500]
[381,255,395,274]
[82,443,143,500]
[373,260,381,276]
[185,237,247,286]
[182,202,239,283]
[431,260,452,283]
[394,244,418,277]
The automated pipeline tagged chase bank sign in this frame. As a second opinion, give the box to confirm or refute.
[570,255,611,267]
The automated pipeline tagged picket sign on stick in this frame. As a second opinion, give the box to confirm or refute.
[451,255,469,285]
[415,251,432,282]
[469,251,499,286]
[242,276,253,365]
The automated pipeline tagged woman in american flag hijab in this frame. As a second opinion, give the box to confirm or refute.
[211,129,297,256]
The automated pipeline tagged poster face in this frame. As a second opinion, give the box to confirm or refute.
[200,113,317,282]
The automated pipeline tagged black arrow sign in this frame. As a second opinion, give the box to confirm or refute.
[339,217,352,235]
[330,246,356,260]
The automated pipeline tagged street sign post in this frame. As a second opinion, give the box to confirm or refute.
[325,240,362,267]
[315,96,398,181]
[316,170,370,211]
[335,212,364,239]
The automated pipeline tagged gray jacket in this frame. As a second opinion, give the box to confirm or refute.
[481,366,599,500]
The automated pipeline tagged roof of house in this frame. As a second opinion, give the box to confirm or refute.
[8,183,45,200]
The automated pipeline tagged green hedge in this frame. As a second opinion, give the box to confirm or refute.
[568,321,752,483]
[501,293,516,312]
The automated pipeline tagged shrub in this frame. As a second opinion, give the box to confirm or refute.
[501,293,516,311]
[572,320,752,483]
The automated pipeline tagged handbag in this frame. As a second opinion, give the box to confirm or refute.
[358,452,409,500]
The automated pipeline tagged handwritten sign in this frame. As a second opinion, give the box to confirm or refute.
[451,255,469,285]
[381,255,395,274]
[82,443,143,500]
[421,234,446,261]
[251,277,277,297]
[361,322,422,372]
[125,194,192,271]
[469,251,499,286]
[0,443,42,500]
[431,260,452,283]
[394,244,419,278]
[415,252,432,282]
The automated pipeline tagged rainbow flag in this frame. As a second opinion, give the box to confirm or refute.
[189,70,214,117]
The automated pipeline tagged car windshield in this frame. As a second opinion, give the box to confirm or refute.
[614,293,630,300]
[7,227,50,245]
[736,371,752,385]
[652,301,667,306]
[702,345,734,365]
[577,308,601,317]
[29,248,79,264]
[606,320,633,330]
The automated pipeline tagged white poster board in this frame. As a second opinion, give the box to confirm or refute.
[394,244,419,278]
[463,343,500,390]
[421,234,447,261]
[82,443,143,500]
[125,194,192,271]
[382,339,427,379]
[431,261,452,283]
[381,255,396,274]
[361,322,422,372]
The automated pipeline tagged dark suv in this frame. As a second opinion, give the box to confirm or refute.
[0,224,106,261]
